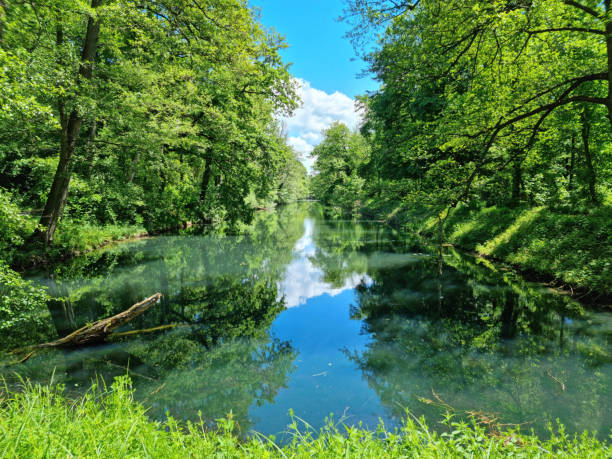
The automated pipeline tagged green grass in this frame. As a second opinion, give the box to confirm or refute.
[0,377,609,458]
[432,205,611,292]
[52,220,147,255]
[369,201,611,293]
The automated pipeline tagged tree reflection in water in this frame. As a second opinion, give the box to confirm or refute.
[2,206,311,432]
[344,249,611,436]
[2,203,610,438]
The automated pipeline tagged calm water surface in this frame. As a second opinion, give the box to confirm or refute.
[3,203,611,439]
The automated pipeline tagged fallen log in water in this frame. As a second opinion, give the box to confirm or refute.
[8,294,163,364]
[38,293,163,348]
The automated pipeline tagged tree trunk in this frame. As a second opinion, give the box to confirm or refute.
[567,134,575,192]
[581,110,598,205]
[38,111,83,244]
[200,155,212,202]
[35,0,102,245]
[511,157,522,207]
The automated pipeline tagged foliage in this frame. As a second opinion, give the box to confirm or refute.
[0,0,306,247]
[275,154,310,204]
[310,123,370,216]
[0,188,37,263]
[287,0,612,294]
[0,377,608,458]
[344,0,611,214]
[0,263,53,348]
[52,221,146,255]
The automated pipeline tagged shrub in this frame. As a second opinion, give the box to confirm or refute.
[0,263,53,348]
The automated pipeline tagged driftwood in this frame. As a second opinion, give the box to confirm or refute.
[38,293,163,348]
[6,294,163,365]
[9,293,162,359]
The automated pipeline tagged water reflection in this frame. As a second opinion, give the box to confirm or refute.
[278,218,371,307]
[1,203,610,439]
[347,251,612,436]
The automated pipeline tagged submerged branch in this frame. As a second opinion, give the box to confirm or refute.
[10,293,163,363]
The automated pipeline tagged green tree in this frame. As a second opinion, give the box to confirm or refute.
[0,0,298,246]
[344,0,611,213]
[310,122,369,215]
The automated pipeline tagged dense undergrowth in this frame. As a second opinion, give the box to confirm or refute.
[362,201,612,295]
[0,377,609,458]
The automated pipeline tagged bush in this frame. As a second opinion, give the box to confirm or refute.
[0,188,37,264]
[0,263,53,348]
[53,220,147,254]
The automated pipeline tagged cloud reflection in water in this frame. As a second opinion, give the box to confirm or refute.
[278,218,371,307]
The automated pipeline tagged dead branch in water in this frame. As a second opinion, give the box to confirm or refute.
[545,369,566,391]
[11,293,162,363]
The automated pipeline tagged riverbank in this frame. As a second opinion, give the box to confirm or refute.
[1,378,608,458]
[9,222,147,270]
[361,202,611,303]
[1,192,148,269]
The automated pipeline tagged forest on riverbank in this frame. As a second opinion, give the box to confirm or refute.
[0,0,308,337]
[312,0,611,296]
[0,0,307,260]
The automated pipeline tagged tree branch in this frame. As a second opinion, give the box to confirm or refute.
[528,27,606,36]
[507,72,607,116]
[563,0,603,19]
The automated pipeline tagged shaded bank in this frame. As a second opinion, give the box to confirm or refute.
[360,202,611,304]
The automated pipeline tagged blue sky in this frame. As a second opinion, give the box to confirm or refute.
[251,0,379,170]
[253,0,377,97]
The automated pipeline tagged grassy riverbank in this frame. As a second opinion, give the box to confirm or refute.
[363,202,611,297]
[1,190,147,268]
[0,378,609,458]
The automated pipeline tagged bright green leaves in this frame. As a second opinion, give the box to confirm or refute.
[311,122,370,216]
[345,0,611,212]
[0,0,300,238]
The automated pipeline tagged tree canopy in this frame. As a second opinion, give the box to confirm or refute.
[335,0,611,213]
[0,0,306,246]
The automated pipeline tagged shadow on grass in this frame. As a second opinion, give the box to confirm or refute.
[444,205,611,292]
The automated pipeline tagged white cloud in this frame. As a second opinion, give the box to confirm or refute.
[287,136,313,157]
[282,78,362,172]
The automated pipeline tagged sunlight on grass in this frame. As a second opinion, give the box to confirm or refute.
[0,377,608,458]
[437,205,611,291]
[477,207,544,256]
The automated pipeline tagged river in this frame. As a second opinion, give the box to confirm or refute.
[3,203,611,439]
